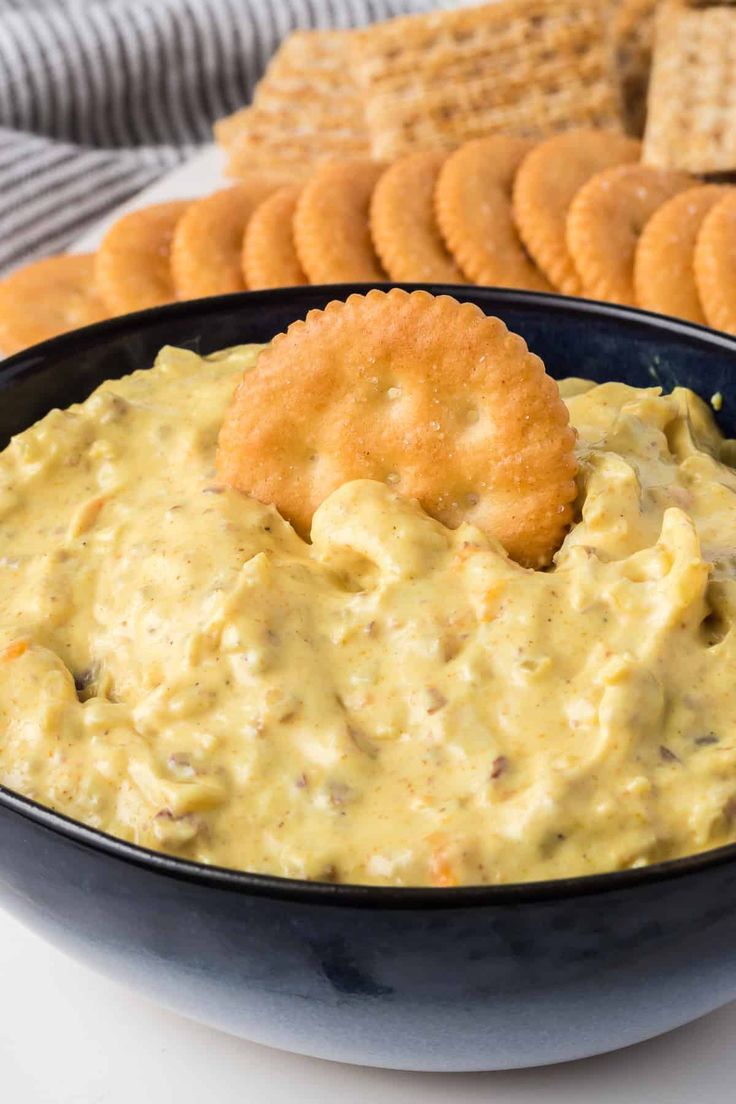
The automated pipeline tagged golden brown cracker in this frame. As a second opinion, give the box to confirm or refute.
[566,163,692,304]
[352,0,622,161]
[216,288,578,567]
[643,0,736,173]
[513,129,641,296]
[613,0,659,137]
[369,151,465,283]
[693,189,736,335]
[170,179,284,299]
[242,186,308,290]
[634,184,732,323]
[214,105,249,150]
[0,254,108,354]
[435,136,552,291]
[216,30,371,177]
[95,201,190,314]
[223,106,369,179]
[255,27,364,116]
[293,160,387,283]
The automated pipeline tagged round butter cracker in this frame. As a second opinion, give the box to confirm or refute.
[635,184,732,323]
[566,164,692,305]
[171,178,285,298]
[370,151,465,283]
[513,129,641,296]
[0,254,109,354]
[217,288,577,568]
[95,200,190,314]
[435,136,552,291]
[694,189,736,335]
[294,159,387,283]
[242,185,308,290]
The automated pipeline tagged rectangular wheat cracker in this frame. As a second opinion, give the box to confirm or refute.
[612,0,658,136]
[351,0,623,161]
[214,29,370,178]
[643,0,736,173]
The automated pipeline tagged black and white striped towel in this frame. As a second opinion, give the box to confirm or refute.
[0,0,452,275]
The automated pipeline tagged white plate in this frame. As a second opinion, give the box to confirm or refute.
[70,144,227,253]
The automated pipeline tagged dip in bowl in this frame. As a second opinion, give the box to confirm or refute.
[1,285,736,1070]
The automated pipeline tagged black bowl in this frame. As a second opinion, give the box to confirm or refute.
[2,285,736,1072]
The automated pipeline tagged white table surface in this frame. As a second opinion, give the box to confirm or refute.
[1,907,734,1104]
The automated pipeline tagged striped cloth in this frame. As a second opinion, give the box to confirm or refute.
[0,0,448,275]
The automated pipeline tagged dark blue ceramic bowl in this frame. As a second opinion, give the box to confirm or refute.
[2,285,736,1072]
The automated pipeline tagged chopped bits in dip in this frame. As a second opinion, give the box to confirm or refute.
[1,348,736,886]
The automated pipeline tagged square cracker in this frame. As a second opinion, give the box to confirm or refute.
[351,0,623,161]
[215,29,370,177]
[643,0,736,173]
[612,0,659,137]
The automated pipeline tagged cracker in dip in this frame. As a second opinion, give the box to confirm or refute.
[0,346,736,885]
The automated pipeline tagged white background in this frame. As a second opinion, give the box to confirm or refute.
[1,908,734,1103]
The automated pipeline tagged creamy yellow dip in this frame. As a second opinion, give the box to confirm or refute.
[1,344,736,886]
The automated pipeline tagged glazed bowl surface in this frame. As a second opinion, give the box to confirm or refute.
[2,284,736,1072]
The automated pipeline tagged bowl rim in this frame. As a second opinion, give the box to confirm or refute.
[2,282,736,910]
[5,778,736,908]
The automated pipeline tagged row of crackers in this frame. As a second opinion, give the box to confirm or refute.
[218,0,736,181]
[1,127,736,353]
